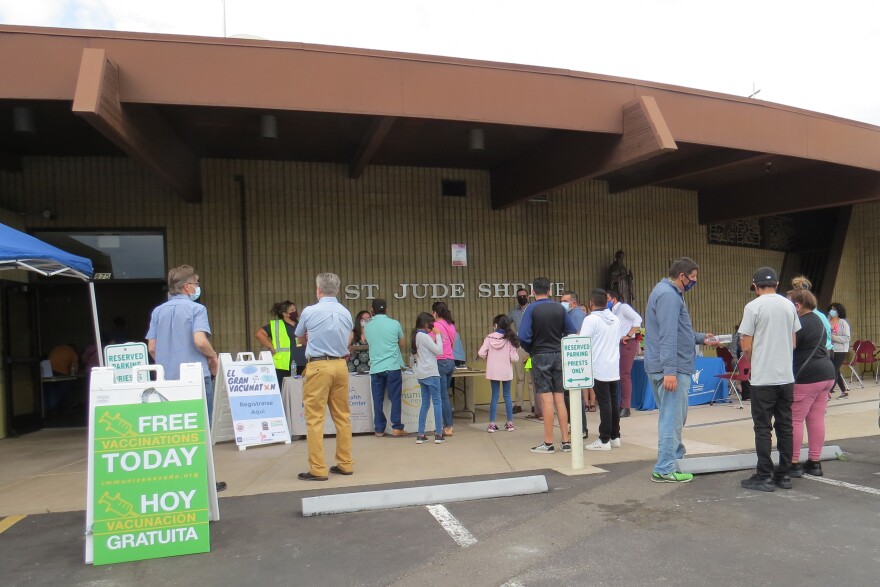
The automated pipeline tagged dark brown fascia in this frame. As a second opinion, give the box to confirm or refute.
[71,48,201,202]
[698,166,880,224]
[349,116,396,179]
[490,96,678,210]
[608,151,769,194]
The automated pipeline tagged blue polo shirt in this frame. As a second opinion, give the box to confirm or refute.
[145,295,212,379]
[295,296,353,359]
[364,314,405,373]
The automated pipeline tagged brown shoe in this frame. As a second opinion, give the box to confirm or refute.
[512,405,523,414]
[443,427,454,436]
[391,429,409,437]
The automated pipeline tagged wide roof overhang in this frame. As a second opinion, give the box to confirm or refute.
[2,25,880,223]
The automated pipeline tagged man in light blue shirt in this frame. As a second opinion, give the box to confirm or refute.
[294,273,354,481]
[364,298,408,437]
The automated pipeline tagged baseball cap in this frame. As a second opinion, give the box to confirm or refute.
[371,298,387,313]
[752,267,778,287]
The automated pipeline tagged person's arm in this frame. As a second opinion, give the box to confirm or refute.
[832,319,851,345]
[294,314,307,346]
[255,326,274,353]
[193,331,219,377]
[147,339,156,360]
[563,312,577,335]
[478,337,490,359]
[740,334,753,358]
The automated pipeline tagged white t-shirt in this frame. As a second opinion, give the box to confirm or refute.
[578,310,621,382]
[738,293,800,386]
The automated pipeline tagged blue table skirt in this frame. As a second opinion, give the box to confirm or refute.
[630,357,727,410]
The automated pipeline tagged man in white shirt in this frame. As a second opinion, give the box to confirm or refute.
[738,267,800,492]
[580,289,622,451]
[608,290,642,418]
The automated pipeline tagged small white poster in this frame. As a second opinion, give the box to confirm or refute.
[451,243,467,267]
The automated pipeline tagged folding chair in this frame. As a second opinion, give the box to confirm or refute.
[848,340,879,388]
[711,354,748,409]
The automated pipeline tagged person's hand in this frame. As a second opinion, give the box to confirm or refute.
[620,336,629,345]
[704,333,719,346]
[431,327,440,335]
[663,374,677,391]
[207,355,219,377]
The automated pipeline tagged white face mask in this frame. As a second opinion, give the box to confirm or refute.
[560,301,570,311]
[828,309,838,318]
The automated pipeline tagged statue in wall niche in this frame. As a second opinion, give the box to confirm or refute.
[606,250,634,305]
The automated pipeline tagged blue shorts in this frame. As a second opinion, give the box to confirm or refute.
[531,352,563,393]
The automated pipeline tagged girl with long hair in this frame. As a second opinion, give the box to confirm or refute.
[411,312,445,444]
[478,314,521,432]
[431,301,457,436]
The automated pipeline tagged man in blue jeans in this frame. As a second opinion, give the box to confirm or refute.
[364,298,409,437]
[644,257,717,483]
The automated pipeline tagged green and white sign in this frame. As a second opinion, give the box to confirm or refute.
[91,399,209,565]
[103,343,149,384]
[561,336,594,390]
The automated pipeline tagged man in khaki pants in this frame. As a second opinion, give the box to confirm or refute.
[508,287,536,416]
[295,273,354,481]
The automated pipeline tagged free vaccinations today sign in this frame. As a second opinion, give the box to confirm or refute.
[91,400,209,564]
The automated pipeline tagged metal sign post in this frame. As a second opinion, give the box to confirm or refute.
[562,336,594,469]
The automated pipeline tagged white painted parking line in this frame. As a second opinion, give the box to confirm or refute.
[803,475,880,496]
[426,504,477,548]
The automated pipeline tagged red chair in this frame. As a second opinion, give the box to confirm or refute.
[848,340,878,388]
[716,346,736,373]
[711,354,749,409]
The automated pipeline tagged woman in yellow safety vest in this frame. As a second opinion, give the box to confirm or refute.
[255,300,300,384]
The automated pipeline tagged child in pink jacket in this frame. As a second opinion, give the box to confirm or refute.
[478,315,521,432]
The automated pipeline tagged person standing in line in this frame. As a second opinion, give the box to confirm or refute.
[432,301,457,436]
[294,273,354,481]
[146,264,226,492]
[738,267,800,492]
[608,290,642,418]
[827,302,851,398]
[644,257,717,483]
[412,312,446,444]
[518,277,578,454]
[364,298,408,437]
[561,291,589,436]
[478,315,521,433]
[581,289,622,451]
[508,288,534,416]
[254,300,300,384]
[786,287,835,478]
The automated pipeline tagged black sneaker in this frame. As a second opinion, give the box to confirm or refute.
[773,475,792,489]
[741,475,775,492]
[803,460,824,476]
[789,462,804,478]
[561,442,572,453]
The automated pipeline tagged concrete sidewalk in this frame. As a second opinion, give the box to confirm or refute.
[1,382,877,517]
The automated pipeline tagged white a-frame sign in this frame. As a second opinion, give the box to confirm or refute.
[85,364,220,565]
[211,352,291,450]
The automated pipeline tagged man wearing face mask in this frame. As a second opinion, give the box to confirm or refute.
[508,287,534,416]
[644,257,717,483]
[364,298,409,437]
[147,264,226,492]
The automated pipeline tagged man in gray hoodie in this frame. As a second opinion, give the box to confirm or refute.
[644,257,716,483]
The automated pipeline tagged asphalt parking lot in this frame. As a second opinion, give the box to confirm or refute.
[3,435,879,587]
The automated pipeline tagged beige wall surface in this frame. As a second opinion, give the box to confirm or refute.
[833,201,879,344]
[1,157,784,377]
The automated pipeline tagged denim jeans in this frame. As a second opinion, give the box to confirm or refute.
[489,380,513,423]
[649,373,690,474]
[437,359,455,427]
[370,369,404,433]
[418,376,444,436]
[204,376,215,427]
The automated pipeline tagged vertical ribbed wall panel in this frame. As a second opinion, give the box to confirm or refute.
[834,202,878,343]
[2,157,788,358]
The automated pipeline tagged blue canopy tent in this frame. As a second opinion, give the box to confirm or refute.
[0,222,104,366]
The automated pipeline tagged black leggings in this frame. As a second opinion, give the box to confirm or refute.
[830,352,848,393]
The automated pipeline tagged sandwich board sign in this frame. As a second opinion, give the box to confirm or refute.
[211,352,291,450]
[85,363,220,565]
[103,342,149,384]
[561,336,594,390]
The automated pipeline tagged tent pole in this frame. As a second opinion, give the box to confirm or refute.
[88,281,103,367]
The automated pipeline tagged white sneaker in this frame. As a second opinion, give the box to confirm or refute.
[585,439,611,451]
[610,437,621,448]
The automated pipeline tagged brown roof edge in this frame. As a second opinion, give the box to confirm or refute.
[2,24,877,133]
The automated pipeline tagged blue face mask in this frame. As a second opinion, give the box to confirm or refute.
[560,302,570,311]
[683,276,697,292]
[189,285,202,302]
[829,309,838,318]
[607,300,614,310]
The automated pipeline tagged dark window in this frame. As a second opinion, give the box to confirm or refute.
[31,231,166,280]
[441,180,467,198]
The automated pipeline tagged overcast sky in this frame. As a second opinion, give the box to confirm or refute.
[2,1,878,126]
